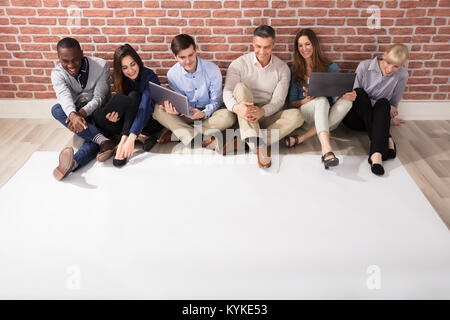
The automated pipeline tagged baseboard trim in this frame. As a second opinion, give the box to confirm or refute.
[397,100,450,120]
[0,99,449,120]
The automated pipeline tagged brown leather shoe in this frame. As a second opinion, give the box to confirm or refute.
[203,136,244,156]
[157,130,173,144]
[202,136,216,148]
[53,147,74,181]
[257,145,271,168]
[221,137,245,156]
[96,139,116,162]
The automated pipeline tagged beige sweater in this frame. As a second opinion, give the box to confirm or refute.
[223,52,291,117]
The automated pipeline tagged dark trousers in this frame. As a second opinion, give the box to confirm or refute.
[141,116,164,138]
[93,91,141,140]
[51,103,100,170]
[343,88,391,159]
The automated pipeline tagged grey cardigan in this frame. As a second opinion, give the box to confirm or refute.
[51,56,110,117]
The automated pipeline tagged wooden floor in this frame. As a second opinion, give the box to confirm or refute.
[1,118,449,230]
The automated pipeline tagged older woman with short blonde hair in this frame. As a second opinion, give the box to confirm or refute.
[343,44,409,176]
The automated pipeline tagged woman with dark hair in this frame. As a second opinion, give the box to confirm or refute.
[285,28,356,169]
[93,44,162,167]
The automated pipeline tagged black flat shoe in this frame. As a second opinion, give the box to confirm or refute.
[321,151,339,169]
[387,141,397,159]
[143,136,157,152]
[368,157,384,176]
[113,158,127,167]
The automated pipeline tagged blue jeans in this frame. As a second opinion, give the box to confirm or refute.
[51,104,100,170]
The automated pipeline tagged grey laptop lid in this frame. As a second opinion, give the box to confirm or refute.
[308,72,356,97]
[149,81,190,116]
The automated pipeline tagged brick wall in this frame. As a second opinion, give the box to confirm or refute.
[0,0,449,100]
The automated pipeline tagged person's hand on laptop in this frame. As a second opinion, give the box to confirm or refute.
[301,86,316,105]
[106,111,120,122]
[342,90,357,102]
[162,100,180,115]
[185,107,205,120]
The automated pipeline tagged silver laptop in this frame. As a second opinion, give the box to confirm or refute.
[149,81,191,116]
[308,72,356,97]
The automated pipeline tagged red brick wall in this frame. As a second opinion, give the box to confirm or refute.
[0,0,449,100]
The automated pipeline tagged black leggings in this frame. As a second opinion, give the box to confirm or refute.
[93,91,141,140]
[343,88,391,159]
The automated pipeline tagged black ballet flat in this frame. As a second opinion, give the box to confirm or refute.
[321,151,339,169]
[368,157,384,176]
[113,158,127,167]
[387,141,397,159]
[143,136,157,152]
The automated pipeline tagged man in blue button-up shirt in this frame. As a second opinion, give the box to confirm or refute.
[152,34,235,150]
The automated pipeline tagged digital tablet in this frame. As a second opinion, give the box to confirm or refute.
[149,81,191,116]
[308,72,356,97]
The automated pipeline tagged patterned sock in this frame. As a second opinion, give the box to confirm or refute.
[71,160,79,172]
[92,133,108,145]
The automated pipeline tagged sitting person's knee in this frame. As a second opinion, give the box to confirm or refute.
[232,82,252,100]
[51,104,63,118]
[375,98,390,110]
[152,104,164,119]
[315,96,330,109]
[128,90,141,107]
[224,111,236,127]
[285,108,304,127]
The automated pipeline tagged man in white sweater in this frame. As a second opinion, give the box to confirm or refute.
[50,37,116,181]
[223,25,304,168]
